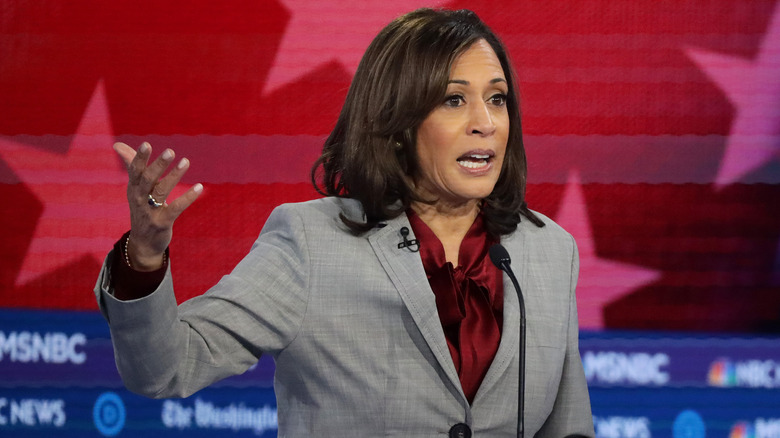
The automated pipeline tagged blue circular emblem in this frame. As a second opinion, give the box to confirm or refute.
[93,392,126,437]
[673,409,706,438]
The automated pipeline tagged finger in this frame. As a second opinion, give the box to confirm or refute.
[138,147,175,195]
[165,183,204,221]
[151,157,191,202]
[128,142,153,185]
[113,142,136,168]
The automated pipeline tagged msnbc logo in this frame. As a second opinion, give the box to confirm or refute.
[582,351,670,386]
[730,422,755,438]
[708,358,780,388]
[730,419,780,438]
[708,358,737,387]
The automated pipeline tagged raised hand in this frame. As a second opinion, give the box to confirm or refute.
[114,142,203,271]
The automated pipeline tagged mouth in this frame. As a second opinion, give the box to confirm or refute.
[456,151,495,170]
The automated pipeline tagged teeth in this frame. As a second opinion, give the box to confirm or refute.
[470,154,490,159]
[457,159,488,169]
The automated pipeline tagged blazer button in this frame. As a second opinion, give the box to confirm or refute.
[449,423,472,438]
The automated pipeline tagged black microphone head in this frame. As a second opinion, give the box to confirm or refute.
[489,244,511,271]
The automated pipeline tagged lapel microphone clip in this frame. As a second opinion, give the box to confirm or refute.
[397,227,420,252]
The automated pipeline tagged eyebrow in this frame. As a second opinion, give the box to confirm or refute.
[448,78,507,85]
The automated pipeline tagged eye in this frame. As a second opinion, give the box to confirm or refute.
[489,93,507,107]
[443,94,465,108]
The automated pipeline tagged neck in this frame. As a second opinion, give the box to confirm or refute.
[411,199,480,226]
[411,199,481,264]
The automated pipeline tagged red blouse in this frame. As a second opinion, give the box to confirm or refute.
[407,210,504,403]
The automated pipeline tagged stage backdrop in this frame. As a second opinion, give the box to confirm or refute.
[1,1,779,437]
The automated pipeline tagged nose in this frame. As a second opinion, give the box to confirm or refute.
[468,100,496,136]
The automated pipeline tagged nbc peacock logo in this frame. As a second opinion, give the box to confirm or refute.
[708,358,737,387]
[729,421,756,438]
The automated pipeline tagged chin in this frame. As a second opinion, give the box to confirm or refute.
[469,182,498,199]
[454,187,496,204]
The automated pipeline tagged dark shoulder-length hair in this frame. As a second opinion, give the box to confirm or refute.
[311,8,544,235]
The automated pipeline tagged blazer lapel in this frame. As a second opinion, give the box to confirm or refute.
[367,214,465,401]
[472,229,526,402]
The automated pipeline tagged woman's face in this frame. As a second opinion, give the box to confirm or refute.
[414,39,509,208]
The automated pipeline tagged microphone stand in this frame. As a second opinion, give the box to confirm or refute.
[489,244,525,438]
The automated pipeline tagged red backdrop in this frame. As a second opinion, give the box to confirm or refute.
[1,0,778,332]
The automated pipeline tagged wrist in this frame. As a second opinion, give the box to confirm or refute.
[123,234,167,272]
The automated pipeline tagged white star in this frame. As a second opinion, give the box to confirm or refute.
[686,7,780,187]
[555,171,662,329]
[0,80,128,286]
[262,0,446,95]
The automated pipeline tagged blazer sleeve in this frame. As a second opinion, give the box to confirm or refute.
[536,235,595,437]
[93,204,311,398]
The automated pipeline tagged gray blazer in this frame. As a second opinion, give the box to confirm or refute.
[95,197,594,437]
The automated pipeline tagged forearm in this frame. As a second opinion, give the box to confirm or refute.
[96,252,193,397]
[111,231,167,301]
[98,255,261,399]
[102,274,191,397]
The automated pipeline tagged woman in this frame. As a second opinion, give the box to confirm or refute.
[96,8,594,437]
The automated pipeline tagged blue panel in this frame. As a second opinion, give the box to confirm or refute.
[3,310,780,437]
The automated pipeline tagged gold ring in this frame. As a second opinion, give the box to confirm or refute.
[147,194,163,208]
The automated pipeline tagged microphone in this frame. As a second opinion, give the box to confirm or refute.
[489,244,525,438]
[397,227,420,252]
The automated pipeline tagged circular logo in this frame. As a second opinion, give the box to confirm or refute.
[673,410,706,438]
[93,392,126,437]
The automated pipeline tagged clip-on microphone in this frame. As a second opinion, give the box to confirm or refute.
[398,227,420,252]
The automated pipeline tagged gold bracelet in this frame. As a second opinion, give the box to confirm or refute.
[124,234,167,270]
[123,234,133,268]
